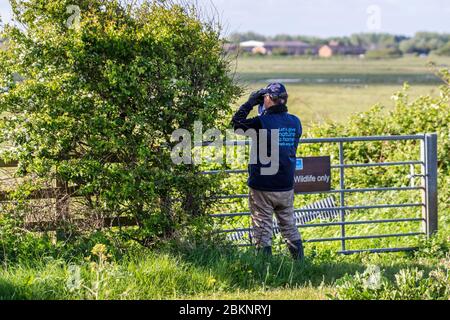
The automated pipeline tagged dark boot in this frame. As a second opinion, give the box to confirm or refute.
[287,239,304,261]
[257,246,272,257]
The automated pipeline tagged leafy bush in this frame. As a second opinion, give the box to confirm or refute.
[0,212,58,264]
[0,0,240,245]
[0,206,132,264]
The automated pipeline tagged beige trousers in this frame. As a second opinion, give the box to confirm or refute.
[249,188,301,247]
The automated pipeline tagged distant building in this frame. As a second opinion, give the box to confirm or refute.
[318,45,334,58]
[263,41,316,55]
[223,39,365,57]
[240,40,265,48]
[319,44,366,58]
[328,40,340,47]
[224,40,318,56]
[252,46,267,55]
[239,40,265,54]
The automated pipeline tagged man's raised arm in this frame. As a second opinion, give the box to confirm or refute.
[231,89,267,132]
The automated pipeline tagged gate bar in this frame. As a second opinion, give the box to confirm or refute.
[201,161,424,175]
[302,232,425,243]
[213,186,424,199]
[338,247,418,255]
[211,203,424,218]
[236,232,424,247]
[200,134,426,147]
[217,217,425,234]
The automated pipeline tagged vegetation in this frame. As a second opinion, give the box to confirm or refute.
[365,47,403,60]
[400,32,450,55]
[0,0,240,245]
[436,42,450,57]
[334,260,450,300]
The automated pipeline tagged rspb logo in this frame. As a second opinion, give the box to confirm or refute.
[296,158,304,170]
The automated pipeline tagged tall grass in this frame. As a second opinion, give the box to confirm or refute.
[1,238,447,300]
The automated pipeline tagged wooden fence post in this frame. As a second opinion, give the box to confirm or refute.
[55,178,70,240]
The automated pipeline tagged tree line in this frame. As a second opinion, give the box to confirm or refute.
[229,32,450,56]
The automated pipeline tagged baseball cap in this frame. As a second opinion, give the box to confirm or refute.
[265,83,288,102]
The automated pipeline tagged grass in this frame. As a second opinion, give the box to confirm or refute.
[233,55,450,78]
[232,55,450,125]
[236,83,440,126]
[277,84,438,126]
[1,240,446,300]
[188,287,330,300]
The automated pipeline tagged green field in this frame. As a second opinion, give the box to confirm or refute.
[233,55,450,125]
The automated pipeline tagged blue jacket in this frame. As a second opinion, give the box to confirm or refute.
[232,103,302,192]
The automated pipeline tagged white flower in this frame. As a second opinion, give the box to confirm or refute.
[363,265,382,290]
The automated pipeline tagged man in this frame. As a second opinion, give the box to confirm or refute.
[231,82,304,260]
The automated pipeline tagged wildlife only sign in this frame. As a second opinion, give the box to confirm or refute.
[294,156,331,193]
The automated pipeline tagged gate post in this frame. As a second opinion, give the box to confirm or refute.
[421,133,438,238]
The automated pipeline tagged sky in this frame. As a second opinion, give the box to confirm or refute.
[1,0,450,37]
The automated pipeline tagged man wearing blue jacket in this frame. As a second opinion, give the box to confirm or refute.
[232,83,304,260]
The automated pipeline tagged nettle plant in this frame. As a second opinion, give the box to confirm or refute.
[0,0,240,245]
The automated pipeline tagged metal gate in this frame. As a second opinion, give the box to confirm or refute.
[203,134,438,254]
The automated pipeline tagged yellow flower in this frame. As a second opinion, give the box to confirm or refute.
[207,277,217,287]
[91,244,107,257]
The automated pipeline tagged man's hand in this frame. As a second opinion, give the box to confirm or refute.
[247,89,267,107]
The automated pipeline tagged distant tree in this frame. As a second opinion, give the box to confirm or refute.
[272,34,294,42]
[399,32,450,54]
[228,31,266,43]
[227,31,450,55]
[294,36,327,46]
[326,36,353,46]
[436,42,450,56]
[350,33,405,50]
[399,39,417,54]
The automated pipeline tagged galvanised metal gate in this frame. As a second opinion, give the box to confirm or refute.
[203,134,438,255]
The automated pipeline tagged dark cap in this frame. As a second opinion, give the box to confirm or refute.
[265,83,288,102]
